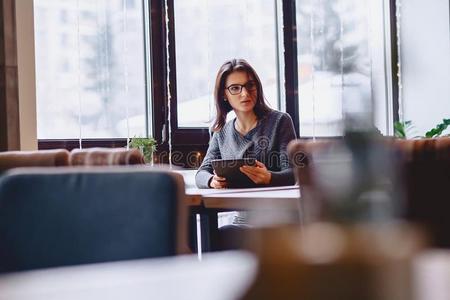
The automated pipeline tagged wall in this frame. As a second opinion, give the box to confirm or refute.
[0,0,37,151]
[15,0,37,150]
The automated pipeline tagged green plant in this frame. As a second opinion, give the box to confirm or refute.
[425,118,450,138]
[394,119,450,139]
[129,137,157,164]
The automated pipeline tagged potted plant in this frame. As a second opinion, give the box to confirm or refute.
[129,137,157,164]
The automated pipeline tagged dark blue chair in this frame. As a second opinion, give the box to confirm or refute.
[0,167,188,273]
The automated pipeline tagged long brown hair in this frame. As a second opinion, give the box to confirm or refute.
[212,58,272,132]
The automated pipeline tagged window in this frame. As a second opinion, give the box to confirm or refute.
[296,0,390,136]
[33,0,403,166]
[34,0,148,139]
[173,0,281,128]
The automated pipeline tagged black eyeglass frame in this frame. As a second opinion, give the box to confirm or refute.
[225,81,257,95]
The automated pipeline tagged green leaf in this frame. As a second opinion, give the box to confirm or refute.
[425,119,450,138]
[394,121,406,138]
[394,120,414,139]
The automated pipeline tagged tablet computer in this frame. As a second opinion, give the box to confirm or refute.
[211,158,256,188]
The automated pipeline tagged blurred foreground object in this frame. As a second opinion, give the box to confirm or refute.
[242,223,425,300]
[246,100,427,298]
[288,137,450,247]
[0,251,257,300]
[288,133,401,224]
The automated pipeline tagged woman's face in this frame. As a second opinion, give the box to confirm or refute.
[224,71,257,114]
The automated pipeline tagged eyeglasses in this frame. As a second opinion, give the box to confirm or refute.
[226,81,257,95]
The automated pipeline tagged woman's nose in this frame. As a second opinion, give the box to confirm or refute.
[240,87,249,97]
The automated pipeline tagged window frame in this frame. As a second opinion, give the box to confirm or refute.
[37,0,156,151]
[389,0,400,124]
[166,0,211,146]
[163,0,299,146]
[282,0,300,137]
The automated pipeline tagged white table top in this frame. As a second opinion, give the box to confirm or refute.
[175,168,301,210]
[0,251,257,300]
[200,186,301,210]
[186,184,299,195]
[185,185,300,210]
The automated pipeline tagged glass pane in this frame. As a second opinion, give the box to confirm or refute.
[174,0,280,128]
[34,0,147,139]
[401,1,450,137]
[296,0,374,137]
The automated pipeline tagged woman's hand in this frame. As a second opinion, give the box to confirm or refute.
[240,160,272,185]
[209,172,228,189]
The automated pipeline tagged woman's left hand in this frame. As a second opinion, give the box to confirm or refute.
[239,160,272,185]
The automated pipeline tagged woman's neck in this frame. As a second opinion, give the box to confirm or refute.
[235,111,258,134]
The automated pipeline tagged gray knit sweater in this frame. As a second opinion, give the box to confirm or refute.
[195,110,297,188]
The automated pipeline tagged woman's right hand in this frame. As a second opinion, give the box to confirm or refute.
[209,172,227,189]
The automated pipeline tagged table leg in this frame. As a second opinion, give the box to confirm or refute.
[196,209,219,252]
[188,208,199,253]
[207,210,219,251]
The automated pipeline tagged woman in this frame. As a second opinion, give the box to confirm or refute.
[195,58,297,189]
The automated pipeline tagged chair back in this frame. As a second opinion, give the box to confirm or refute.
[0,149,69,173]
[69,148,145,166]
[0,167,187,272]
[394,138,450,247]
[289,137,450,247]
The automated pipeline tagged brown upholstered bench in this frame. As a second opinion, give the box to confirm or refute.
[0,149,70,173]
[69,148,145,166]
